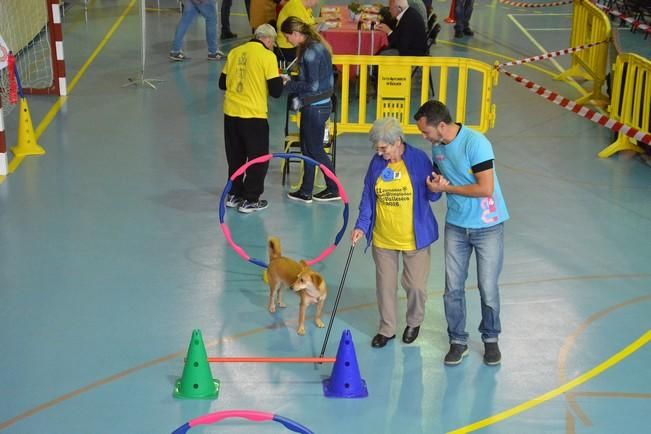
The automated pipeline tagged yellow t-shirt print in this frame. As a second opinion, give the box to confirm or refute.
[372,160,416,250]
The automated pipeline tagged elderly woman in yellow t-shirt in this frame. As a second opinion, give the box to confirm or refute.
[276,0,318,63]
[351,117,444,348]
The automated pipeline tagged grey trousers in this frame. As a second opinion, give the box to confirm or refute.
[372,245,431,337]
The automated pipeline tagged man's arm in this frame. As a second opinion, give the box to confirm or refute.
[444,168,494,197]
[267,76,284,98]
[426,161,495,197]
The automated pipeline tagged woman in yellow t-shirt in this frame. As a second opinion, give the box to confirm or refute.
[351,117,444,348]
[275,0,317,63]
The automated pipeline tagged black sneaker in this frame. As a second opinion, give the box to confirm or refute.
[238,199,268,214]
[444,343,469,365]
[225,194,243,208]
[313,189,341,202]
[453,30,464,39]
[483,342,501,365]
[221,31,237,40]
[287,190,313,203]
[463,28,474,36]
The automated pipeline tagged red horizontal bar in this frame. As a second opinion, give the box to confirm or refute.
[205,357,336,363]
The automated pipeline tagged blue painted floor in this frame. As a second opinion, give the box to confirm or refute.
[0,1,649,433]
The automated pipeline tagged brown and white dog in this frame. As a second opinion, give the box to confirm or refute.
[266,236,328,335]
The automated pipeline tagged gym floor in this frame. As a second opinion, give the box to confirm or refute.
[0,1,649,433]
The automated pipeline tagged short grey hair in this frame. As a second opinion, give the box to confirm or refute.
[369,117,404,146]
[255,23,277,40]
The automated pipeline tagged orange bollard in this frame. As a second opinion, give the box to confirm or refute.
[445,0,456,24]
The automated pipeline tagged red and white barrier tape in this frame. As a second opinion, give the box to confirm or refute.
[501,70,651,145]
[496,40,608,69]
[497,0,573,8]
[594,3,651,34]
[495,41,650,145]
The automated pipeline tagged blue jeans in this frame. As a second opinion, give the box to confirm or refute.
[298,101,338,195]
[171,0,218,54]
[454,0,474,32]
[443,222,503,344]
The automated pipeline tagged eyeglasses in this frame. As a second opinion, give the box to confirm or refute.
[375,143,394,153]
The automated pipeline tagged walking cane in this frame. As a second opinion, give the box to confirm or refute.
[319,244,356,360]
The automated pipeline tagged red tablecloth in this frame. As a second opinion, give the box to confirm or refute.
[320,6,388,57]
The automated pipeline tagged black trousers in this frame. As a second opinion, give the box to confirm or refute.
[224,115,269,202]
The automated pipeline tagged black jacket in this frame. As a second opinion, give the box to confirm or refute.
[388,7,427,56]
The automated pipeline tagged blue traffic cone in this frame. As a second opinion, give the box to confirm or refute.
[322,329,368,398]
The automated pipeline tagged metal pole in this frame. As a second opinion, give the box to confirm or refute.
[124,0,164,88]
[319,244,355,359]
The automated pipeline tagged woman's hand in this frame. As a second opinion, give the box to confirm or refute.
[351,228,364,246]
[426,172,449,192]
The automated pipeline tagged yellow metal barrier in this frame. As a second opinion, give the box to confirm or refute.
[599,53,651,158]
[332,55,498,135]
[555,0,611,106]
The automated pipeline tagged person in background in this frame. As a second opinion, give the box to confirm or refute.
[219,24,284,213]
[170,0,226,61]
[268,0,289,28]
[250,0,278,31]
[276,0,317,64]
[414,100,509,366]
[220,0,237,39]
[453,0,475,38]
[408,0,428,27]
[422,0,432,16]
[281,16,339,203]
[351,117,443,349]
[375,0,426,56]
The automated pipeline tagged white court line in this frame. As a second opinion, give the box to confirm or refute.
[509,13,572,16]
[507,14,567,74]
[502,298,566,305]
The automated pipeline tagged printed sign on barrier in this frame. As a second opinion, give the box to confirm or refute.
[0,34,10,71]
[377,63,411,124]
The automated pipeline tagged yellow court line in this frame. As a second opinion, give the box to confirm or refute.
[7,156,24,174]
[447,330,651,434]
[3,0,138,182]
[507,14,588,97]
[67,0,137,94]
[0,275,648,431]
[438,40,560,79]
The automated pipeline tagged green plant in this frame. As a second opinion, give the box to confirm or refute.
[348,2,361,13]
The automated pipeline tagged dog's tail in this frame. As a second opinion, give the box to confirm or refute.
[268,236,282,261]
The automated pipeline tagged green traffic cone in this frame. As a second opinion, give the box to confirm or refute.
[173,329,220,399]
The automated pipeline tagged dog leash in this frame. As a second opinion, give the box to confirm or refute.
[319,244,356,360]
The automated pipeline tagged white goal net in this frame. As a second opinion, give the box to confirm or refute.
[0,0,62,116]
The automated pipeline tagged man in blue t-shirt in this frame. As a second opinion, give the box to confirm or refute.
[415,100,509,366]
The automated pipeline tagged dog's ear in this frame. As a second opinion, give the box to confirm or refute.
[312,272,326,292]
